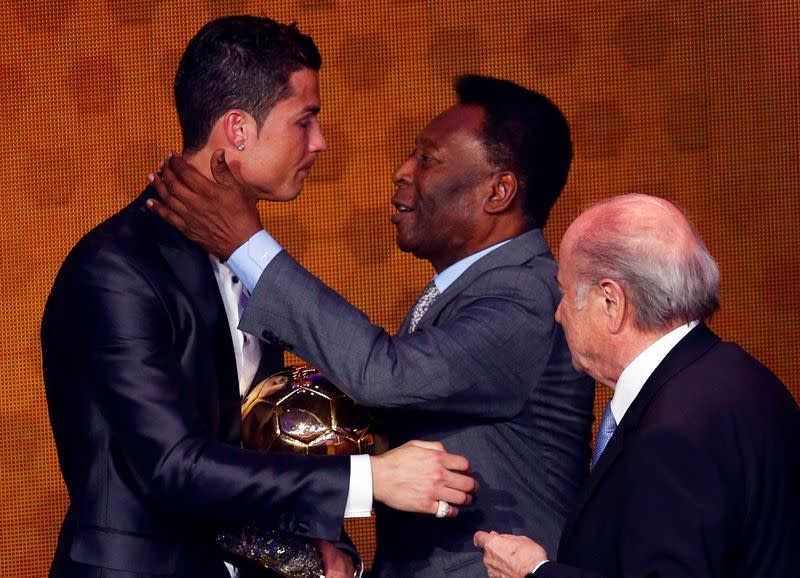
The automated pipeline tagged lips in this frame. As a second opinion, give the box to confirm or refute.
[390,199,414,225]
[298,156,318,174]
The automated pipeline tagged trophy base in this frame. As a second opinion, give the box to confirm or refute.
[216,526,324,578]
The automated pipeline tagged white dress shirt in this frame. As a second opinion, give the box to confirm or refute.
[210,256,260,397]
[609,320,699,424]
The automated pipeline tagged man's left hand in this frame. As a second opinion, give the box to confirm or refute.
[474,530,548,578]
[317,539,358,578]
[147,150,262,260]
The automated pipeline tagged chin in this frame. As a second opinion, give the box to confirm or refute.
[394,236,415,255]
[266,187,303,202]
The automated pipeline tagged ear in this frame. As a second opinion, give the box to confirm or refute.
[221,110,250,151]
[597,279,627,334]
[484,173,519,215]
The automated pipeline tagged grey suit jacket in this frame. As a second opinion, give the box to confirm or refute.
[241,229,595,577]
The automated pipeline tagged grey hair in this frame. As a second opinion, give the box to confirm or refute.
[572,197,720,331]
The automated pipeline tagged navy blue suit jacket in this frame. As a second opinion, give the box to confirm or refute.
[41,190,350,577]
[537,324,800,578]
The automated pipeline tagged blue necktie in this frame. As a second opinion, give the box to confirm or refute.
[592,401,617,468]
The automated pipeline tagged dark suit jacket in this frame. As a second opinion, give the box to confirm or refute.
[240,229,596,577]
[41,190,351,578]
[537,324,800,578]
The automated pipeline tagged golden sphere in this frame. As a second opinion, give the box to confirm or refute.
[241,365,374,456]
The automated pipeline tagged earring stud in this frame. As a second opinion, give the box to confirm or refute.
[237,143,245,151]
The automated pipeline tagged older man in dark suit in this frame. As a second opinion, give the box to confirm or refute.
[474,194,800,578]
[41,15,475,578]
[149,75,596,577]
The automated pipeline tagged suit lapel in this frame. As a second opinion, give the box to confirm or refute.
[400,229,552,332]
[559,323,721,550]
[150,213,224,336]
[138,189,242,439]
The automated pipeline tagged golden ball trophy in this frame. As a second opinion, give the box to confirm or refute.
[216,366,374,577]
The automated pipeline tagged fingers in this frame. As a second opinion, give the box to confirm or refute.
[437,481,475,507]
[148,167,169,198]
[156,173,193,217]
[446,469,478,494]
[159,156,204,211]
[316,540,355,578]
[164,152,214,195]
[427,468,478,510]
[438,450,470,473]
[474,530,491,549]
[147,156,192,213]
[407,440,470,473]
[146,166,192,226]
[474,530,501,548]
[317,539,336,560]
[145,196,186,231]
[407,439,445,452]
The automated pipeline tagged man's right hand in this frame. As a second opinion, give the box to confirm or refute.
[370,440,477,517]
[147,151,262,260]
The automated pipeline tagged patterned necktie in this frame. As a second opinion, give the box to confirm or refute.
[591,401,617,468]
[408,281,440,334]
[230,273,260,397]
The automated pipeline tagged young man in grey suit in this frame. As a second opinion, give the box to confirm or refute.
[149,75,596,577]
[474,194,800,578]
[42,16,475,578]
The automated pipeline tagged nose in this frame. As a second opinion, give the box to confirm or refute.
[392,155,414,186]
[310,122,326,153]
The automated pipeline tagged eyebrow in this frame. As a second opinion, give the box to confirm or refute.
[415,135,438,149]
[298,105,321,117]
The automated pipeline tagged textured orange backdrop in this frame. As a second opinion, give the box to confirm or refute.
[1,1,798,575]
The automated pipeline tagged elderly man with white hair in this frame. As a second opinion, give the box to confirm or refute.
[475,194,800,578]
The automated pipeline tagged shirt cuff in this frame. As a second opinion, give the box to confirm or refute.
[528,560,550,575]
[344,455,373,518]
[227,229,283,293]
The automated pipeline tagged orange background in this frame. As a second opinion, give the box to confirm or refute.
[1,1,798,574]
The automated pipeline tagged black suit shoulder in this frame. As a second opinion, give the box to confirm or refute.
[557,329,800,578]
[639,338,798,441]
[54,193,183,286]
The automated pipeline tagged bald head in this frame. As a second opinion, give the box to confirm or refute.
[561,194,720,332]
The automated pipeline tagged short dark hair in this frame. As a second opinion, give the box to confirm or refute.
[454,75,572,228]
[175,15,321,153]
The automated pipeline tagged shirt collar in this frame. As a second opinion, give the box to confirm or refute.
[610,320,699,424]
[433,239,511,293]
